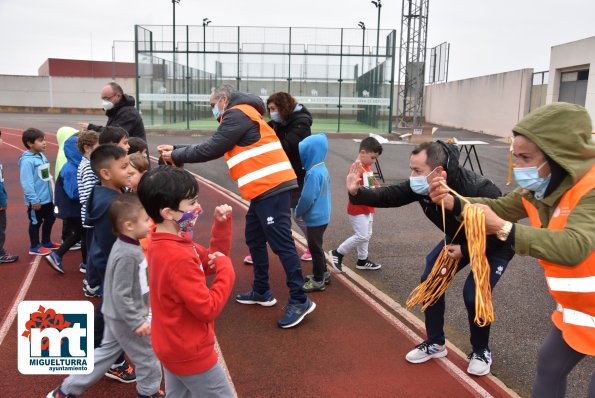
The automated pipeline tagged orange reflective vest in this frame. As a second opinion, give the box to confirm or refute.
[521,164,595,355]
[223,104,296,200]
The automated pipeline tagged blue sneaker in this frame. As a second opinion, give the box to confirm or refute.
[79,263,87,273]
[29,244,52,256]
[45,252,64,274]
[236,290,277,307]
[277,298,316,329]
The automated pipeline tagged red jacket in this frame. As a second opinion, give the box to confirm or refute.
[147,217,235,375]
[347,164,377,216]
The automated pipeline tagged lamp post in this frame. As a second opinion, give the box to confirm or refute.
[202,18,211,72]
[172,0,180,123]
[202,18,211,112]
[358,21,366,73]
[371,0,382,64]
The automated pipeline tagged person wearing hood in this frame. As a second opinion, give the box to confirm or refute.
[429,102,595,397]
[46,134,85,274]
[80,82,147,142]
[157,85,315,329]
[347,140,514,377]
[294,134,332,292]
[243,91,313,265]
[18,128,57,256]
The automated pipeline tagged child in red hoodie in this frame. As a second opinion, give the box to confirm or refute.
[137,166,236,398]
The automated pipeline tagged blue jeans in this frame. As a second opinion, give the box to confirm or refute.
[421,241,510,352]
[245,190,306,305]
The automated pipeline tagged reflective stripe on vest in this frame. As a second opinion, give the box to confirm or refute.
[557,304,595,328]
[521,164,595,355]
[223,104,296,200]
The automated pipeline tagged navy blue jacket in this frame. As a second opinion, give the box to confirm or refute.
[86,185,120,271]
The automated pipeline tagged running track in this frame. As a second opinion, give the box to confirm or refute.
[0,128,518,397]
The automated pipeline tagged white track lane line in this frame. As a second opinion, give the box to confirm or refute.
[0,256,42,347]
[169,160,519,398]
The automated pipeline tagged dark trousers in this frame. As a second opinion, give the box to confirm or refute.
[84,227,101,288]
[245,190,306,305]
[27,202,55,248]
[0,209,6,255]
[56,217,85,262]
[306,224,328,281]
[422,241,510,352]
[532,326,595,398]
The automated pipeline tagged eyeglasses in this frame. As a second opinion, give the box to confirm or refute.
[101,93,117,101]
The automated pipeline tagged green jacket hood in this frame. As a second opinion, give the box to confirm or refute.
[512,102,595,183]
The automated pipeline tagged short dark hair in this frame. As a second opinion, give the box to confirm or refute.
[22,128,45,149]
[411,141,448,169]
[129,152,149,173]
[99,126,128,145]
[137,166,199,223]
[128,137,147,155]
[77,130,100,154]
[359,136,383,155]
[267,92,298,120]
[108,192,143,235]
[90,144,127,177]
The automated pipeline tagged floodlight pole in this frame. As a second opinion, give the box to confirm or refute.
[372,0,382,64]
[172,0,180,123]
[203,18,211,86]
[358,22,366,73]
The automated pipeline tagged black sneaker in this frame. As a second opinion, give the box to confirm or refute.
[82,280,101,298]
[356,258,382,270]
[105,360,136,383]
[329,249,343,273]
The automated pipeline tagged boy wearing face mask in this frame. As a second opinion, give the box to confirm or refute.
[347,140,514,377]
[330,137,383,273]
[137,166,236,398]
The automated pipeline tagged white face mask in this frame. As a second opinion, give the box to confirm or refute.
[102,100,114,111]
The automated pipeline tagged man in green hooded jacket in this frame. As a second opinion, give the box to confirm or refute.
[429,102,595,398]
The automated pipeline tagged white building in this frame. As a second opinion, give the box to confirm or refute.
[547,35,594,121]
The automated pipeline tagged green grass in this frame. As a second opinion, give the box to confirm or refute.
[148,118,390,134]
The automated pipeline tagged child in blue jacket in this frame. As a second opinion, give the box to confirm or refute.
[0,131,18,263]
[295,134,332,292]
[18,128,56,256]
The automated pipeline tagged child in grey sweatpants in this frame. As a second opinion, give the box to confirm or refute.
[47,193,163,398]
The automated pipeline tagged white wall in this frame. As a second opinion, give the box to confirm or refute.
[547,36,595,121]
[0,75,135,108]
[424,69,533,137]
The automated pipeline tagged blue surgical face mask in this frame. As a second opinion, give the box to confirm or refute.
[270,111,282,123]
[211,97,222,120]
[409,167,438,195]
[513,161,551,200]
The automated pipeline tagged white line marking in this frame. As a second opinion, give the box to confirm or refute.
[215,337,239,398]
[0,256,42,347]
[148,156,520,397]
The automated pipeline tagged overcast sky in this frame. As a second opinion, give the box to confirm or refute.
[1,0,593,81]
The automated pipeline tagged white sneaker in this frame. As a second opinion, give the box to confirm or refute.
[467,349,492,376]
[405,342,448,363]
